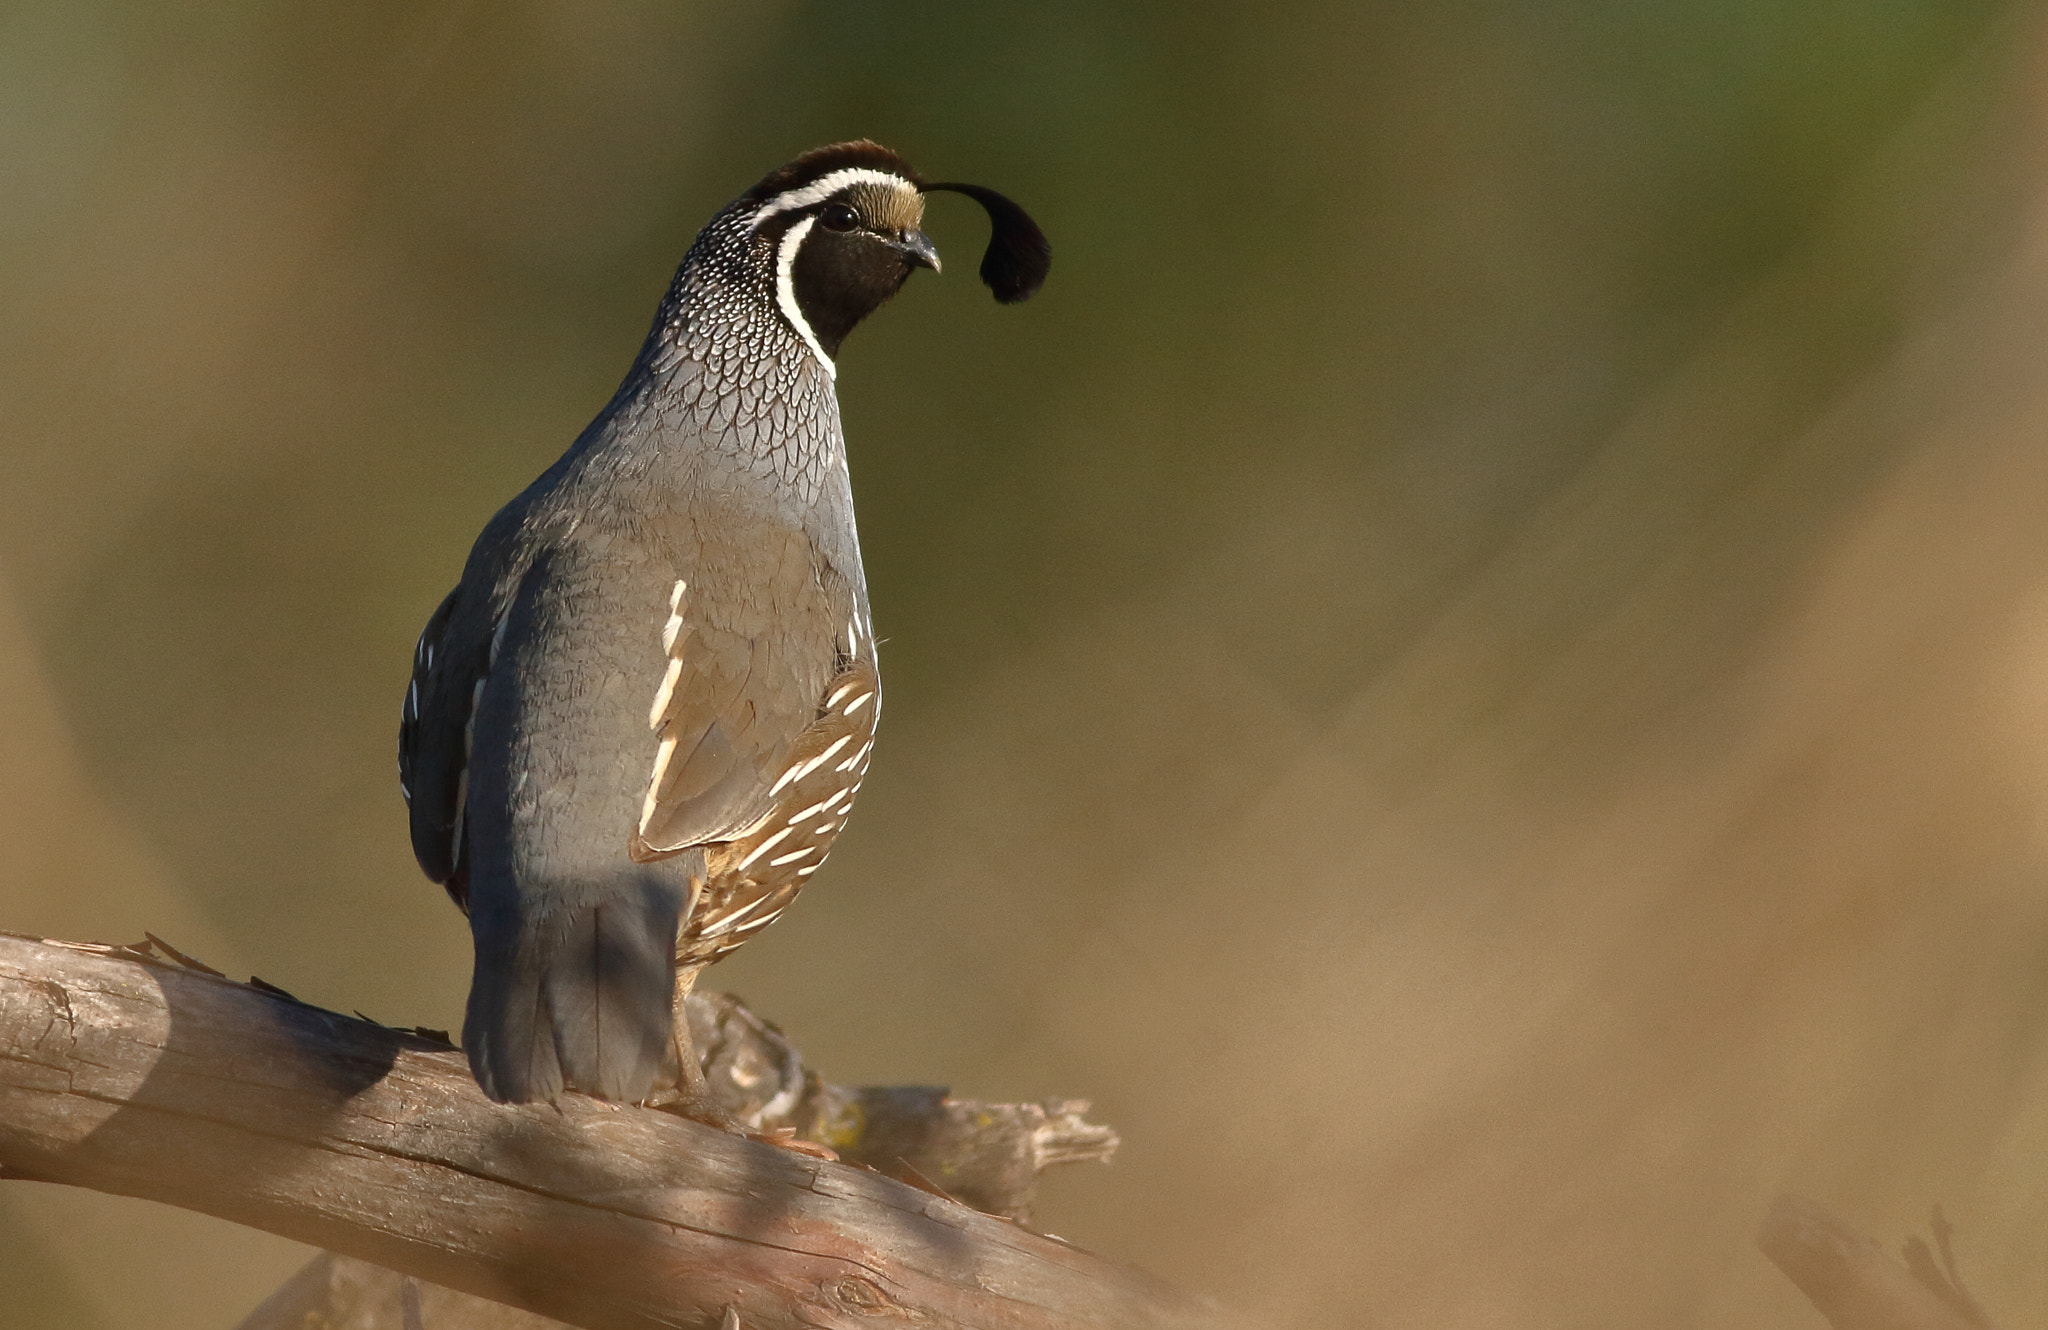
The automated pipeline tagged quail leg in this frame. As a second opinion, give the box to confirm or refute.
[642,964,743,1127]
[644,965,837,1159]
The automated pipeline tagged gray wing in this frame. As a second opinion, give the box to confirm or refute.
[632,522,855,859]
[398,583,496,908]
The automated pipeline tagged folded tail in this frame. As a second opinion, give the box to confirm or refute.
[462,879,682,1104]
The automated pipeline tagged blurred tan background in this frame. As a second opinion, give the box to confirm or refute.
[4,1,2048,1325]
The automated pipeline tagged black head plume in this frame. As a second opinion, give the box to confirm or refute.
[920,182,1050,304]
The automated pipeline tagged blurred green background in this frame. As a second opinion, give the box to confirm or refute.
[7,1,2048,1325]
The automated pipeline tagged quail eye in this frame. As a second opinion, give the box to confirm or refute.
[820,203,859,233]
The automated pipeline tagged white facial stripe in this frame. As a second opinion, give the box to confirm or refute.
[774,215,836,379]
[750,168,913,227]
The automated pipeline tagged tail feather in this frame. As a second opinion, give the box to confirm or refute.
[463,878,682,1104]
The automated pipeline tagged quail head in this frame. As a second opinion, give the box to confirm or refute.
[397,141,1048,1112]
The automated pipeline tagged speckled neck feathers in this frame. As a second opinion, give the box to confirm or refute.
[611,200,844,498]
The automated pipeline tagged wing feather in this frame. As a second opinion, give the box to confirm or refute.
[399,585,496,908]
[631,526,851,861]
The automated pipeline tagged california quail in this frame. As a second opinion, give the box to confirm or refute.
[397,142,1048,1109]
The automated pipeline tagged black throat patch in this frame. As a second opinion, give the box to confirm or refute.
[790,224,918,359]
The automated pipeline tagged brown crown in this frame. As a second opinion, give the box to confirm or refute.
[744,140,922,201]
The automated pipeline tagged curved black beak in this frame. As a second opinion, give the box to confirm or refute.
[895,229,941,273]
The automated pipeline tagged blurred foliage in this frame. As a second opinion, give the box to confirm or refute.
[0,1,2040,1326]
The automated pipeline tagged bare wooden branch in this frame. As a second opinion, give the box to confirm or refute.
[1758,1195,2003,1330]
[0,933,1217,1330]
[681,989,1118,1222]
[235,975,1124,1328]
